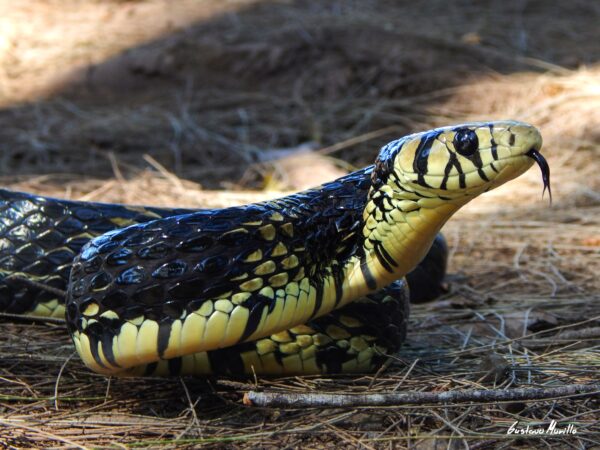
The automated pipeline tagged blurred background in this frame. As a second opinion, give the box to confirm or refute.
[1,2,599,446]
[0,0,598,211]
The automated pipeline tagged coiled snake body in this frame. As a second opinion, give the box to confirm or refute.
[0,121,549,377]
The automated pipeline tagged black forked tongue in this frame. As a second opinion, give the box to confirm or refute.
[526,148,552,204]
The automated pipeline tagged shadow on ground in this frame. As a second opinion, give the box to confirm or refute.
[1,0,598,189]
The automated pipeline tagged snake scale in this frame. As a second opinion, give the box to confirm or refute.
[0,121,549,377]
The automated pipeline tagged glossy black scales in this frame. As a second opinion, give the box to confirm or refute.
[0,189,190,315]
[65,168,375,340]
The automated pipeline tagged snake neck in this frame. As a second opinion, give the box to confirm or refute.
[339,196,458,305]
[279,165,459,310]
[333,167,460,305]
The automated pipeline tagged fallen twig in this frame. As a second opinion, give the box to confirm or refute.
[522,327,600,349]
[4,274,67,298]
[0,311,64,324]
[243,384,600,408]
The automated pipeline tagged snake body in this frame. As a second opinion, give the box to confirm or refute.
[0,121,548,376]
[0,185,420,375]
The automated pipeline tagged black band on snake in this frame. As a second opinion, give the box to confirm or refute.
[0,121,549,377]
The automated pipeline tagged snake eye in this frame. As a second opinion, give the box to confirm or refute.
[453,129,479,157]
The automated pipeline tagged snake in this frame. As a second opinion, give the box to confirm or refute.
[0,121,550,377]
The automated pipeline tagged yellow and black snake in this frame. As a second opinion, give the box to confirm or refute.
[0,121,549,377]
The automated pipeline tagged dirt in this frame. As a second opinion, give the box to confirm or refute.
[0,0,599,448]
[1,0,599,191]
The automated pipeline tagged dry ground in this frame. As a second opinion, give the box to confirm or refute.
[0,0,599,448]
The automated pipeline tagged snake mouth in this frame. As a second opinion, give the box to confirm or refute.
[526,148,552,203]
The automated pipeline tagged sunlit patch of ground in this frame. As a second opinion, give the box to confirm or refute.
[0,0,257,105]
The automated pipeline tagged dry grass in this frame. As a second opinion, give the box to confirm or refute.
[2,206,599,448]
[0,0,599,448]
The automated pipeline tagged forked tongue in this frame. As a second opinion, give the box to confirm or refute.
[526,148,551,204]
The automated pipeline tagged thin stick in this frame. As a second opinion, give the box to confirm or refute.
[0,311,64,324]
[317,126,400,155]
[4,275,67,298]
[243,384,600,408]
[54,352,75,411]
[143,154,187,192]
[0,418,90,450]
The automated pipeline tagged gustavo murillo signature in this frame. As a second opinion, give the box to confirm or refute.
[507,420,577,436]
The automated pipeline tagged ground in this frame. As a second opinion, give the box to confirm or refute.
[0,0,599,448]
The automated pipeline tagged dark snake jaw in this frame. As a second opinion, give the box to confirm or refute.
[526,148,552,204]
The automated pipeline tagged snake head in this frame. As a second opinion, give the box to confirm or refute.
[359,121,548,289]
[372,120,548,207]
